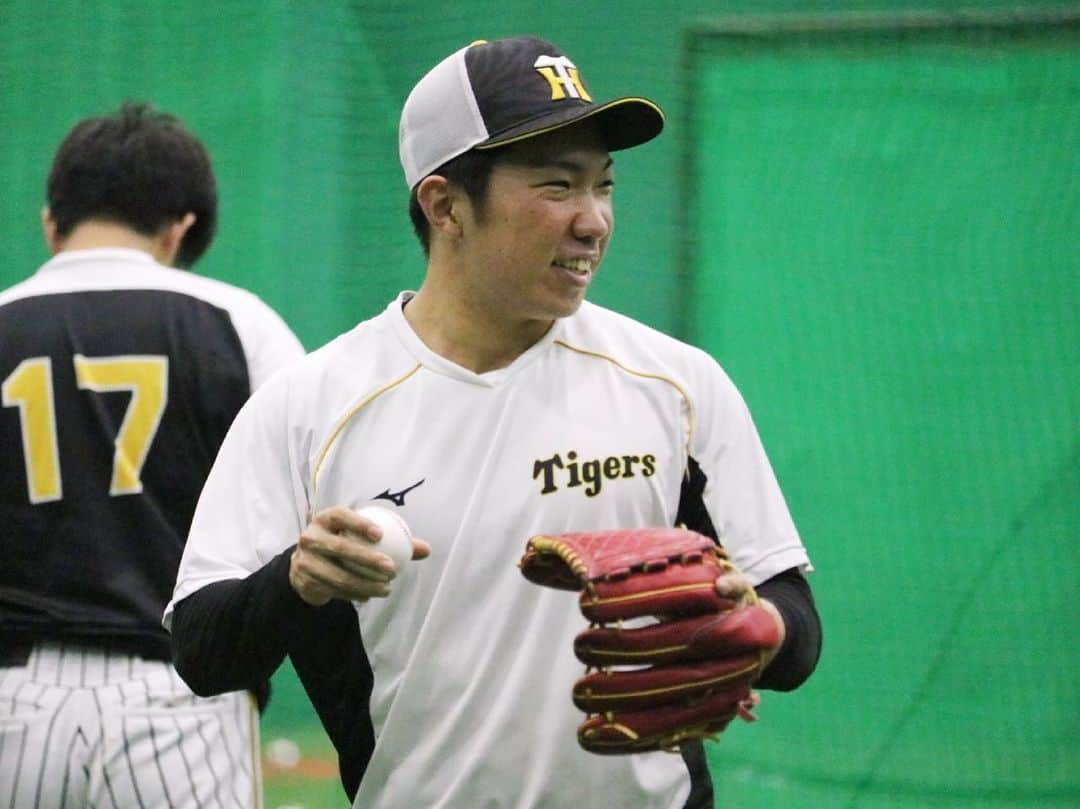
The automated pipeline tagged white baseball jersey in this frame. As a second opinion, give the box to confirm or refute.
[168,293,809,808]
[1,247,304,808]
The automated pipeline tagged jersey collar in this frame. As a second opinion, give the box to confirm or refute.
[387,291,563,387]
[39,247,159,273]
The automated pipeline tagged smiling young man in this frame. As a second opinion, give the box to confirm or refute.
[166,37,822,809]
[404,124,614,371]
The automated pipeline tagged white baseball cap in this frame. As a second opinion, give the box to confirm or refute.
[399,36,665,188]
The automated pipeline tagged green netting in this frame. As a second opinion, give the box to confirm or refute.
[5,1,1056,344]
[688,15,1079,808]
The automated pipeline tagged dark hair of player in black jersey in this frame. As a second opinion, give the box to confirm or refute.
[408,148,500,256]
[45,101,217,268]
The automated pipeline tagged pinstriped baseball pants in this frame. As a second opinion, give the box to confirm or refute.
[0,643,262,809]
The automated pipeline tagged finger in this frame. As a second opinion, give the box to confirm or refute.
[343,535,431,570]
[313,505,383,541]
[714,570,753,600]
[311,504,357,533]
[291,547,349,605]
[293,547,393,601]
[299,530,394,582]
[336,531,400,578]
[737,690,762,722]
[289,566,334,607]
[340,556,397,580]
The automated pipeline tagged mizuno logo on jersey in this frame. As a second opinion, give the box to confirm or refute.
[533,451,655,497]
[373,479,425,507]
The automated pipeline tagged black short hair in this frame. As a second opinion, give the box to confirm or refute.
[408,148,501,256]
[46,101,217,268]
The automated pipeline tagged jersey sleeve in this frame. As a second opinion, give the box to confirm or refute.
[164,370,309,628]
[228,293,306,390]
[688,353,811,585]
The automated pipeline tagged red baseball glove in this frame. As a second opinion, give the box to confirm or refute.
[519,527,780,754]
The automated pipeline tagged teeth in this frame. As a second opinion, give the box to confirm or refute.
[556,258,593,274]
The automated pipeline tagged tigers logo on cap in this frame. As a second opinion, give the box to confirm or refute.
[533,55,592,102]
[398,36,664,188]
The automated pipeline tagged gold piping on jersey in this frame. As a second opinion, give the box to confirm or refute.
[552,339,695,466]
[309,363,423,513]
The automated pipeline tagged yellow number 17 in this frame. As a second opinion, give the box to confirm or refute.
[2,355,168,503]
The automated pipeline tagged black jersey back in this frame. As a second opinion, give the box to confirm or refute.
[1,286,251,658]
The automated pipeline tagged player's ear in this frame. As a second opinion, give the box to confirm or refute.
[41,207,61,255]
[416,175,463,240]
[157,213,197,267]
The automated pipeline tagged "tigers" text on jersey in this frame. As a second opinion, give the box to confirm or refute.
[533,450,656,497]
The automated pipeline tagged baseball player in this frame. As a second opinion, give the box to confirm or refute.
[0,102,305,807]
[167,37,822,808]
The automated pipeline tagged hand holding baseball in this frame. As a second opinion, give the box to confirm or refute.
[290,505,431,606]
[347,505,420,575]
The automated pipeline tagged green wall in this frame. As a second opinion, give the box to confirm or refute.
[687,13,1079,806]
[4,1,1069,344]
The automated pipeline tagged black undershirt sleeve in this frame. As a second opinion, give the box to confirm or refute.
[754,567,823,691]
[170,546,312,697]
[170,547,375,799]
[675,456,823,693]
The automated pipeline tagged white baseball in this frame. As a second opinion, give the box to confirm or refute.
[353,505,413,572]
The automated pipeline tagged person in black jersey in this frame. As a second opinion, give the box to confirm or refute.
[0,102,304,808]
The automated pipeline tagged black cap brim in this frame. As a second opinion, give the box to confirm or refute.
[474,96,664,153]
